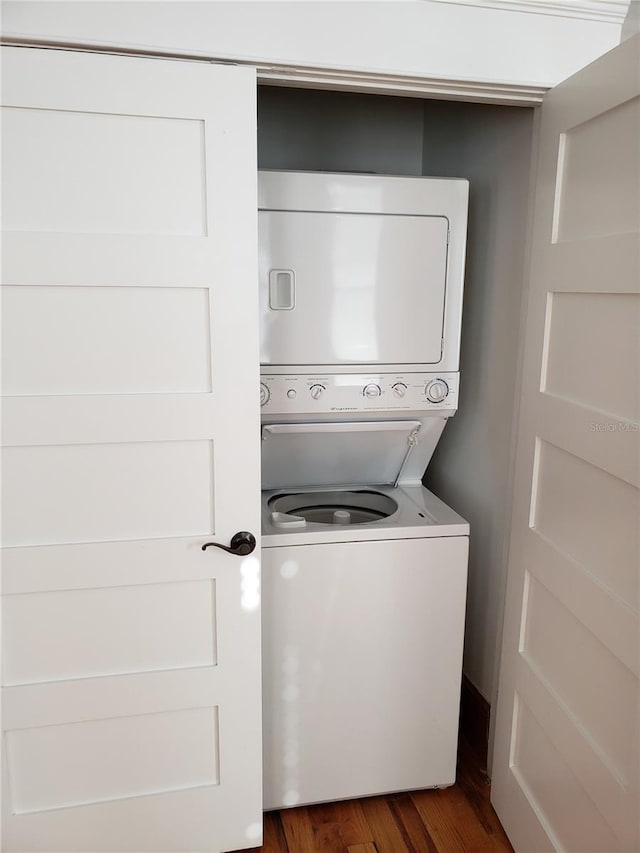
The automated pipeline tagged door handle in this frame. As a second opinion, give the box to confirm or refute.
[201,531,256,556]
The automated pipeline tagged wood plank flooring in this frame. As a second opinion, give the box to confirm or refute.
[235,735,514,853]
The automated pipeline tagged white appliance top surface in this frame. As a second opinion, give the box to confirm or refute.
[258,170,470,216]
[262,483,469,546]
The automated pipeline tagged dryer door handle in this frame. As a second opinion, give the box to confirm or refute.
[201,531,256,556]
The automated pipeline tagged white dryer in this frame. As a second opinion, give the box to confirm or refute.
[258,169,468,376]
[258,171,470,810]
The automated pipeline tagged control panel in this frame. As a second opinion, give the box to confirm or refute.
[260,373,459,416]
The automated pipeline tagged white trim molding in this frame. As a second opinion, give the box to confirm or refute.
[0,1,624,95]
[429,0,632,25]
[256,64,547,105]
[0,41,548,105]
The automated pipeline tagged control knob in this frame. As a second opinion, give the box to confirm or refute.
[392,382,408,399]
[260,382,270,407]
[309,384,326,400]
[363,383,381,399]
[426,379,449,403]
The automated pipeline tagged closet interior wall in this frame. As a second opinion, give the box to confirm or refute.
[257,84,534,713]
[420,100,534,711]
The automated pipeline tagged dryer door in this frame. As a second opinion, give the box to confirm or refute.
[259,210,449,366]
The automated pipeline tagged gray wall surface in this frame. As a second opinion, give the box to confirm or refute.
[421,100,534,703]
[258,86,425,175]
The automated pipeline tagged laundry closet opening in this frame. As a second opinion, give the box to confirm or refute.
[257,84,535,738]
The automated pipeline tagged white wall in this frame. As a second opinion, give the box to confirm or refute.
[421,101,534,702]
[1,1,623,91]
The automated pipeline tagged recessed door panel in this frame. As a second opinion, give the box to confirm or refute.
[2,107,206,236]
[1,285,212,397]
[2,440,215,547]
[5,708,220,814]
[2,580,217,686]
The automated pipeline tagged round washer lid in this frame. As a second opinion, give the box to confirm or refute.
[261,420,421,490]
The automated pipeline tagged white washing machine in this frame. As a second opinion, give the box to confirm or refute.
[258,171,469,810]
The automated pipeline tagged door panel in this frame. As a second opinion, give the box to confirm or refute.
[2,106,207,236]
[2,284,212,396]
[1,47,261,852]
[491,35,639,853]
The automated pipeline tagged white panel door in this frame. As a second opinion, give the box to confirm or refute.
[491,36,639,852]
[1,47,261,852]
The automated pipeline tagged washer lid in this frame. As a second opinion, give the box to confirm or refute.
[261,421,422,490]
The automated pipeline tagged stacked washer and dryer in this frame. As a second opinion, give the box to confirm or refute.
[258,170,470,810]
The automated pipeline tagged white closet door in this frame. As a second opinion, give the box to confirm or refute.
[1,47,262,852]
[491,36,639,852]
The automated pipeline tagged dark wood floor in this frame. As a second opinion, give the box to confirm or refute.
[237,734,514,853]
